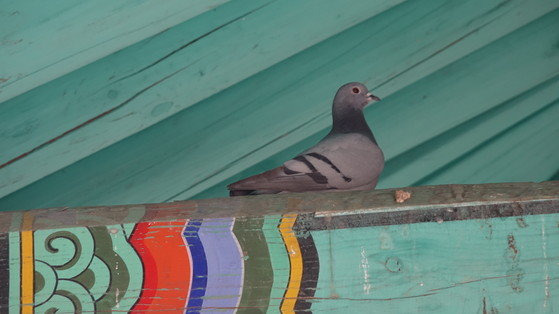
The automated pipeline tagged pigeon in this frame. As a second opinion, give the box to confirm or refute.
[228,82,384,196]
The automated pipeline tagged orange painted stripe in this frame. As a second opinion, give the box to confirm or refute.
[21,213,34,314]
[279,214,302,313]
[129,220,191,312]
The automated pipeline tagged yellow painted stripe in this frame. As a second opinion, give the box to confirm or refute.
[279,214,302,313]
[21,213,34,314]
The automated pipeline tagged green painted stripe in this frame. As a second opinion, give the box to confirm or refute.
[233,217,273,312]
[8,231,20,314]
[261,215,289,314]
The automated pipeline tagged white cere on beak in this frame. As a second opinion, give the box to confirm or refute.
[366,92,381,102]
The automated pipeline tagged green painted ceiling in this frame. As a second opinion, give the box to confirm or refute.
[0,0,558,211]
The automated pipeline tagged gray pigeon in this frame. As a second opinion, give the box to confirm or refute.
[228,82,384,196]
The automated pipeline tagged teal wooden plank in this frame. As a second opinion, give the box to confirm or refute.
[0,0,270,166]
[8,231,19,314]
[0,0,230,103]
[418,99,559,186]
[379,75,559,188]
[0,0,404,199]
[1,1,557,210]
[310,213,559,312]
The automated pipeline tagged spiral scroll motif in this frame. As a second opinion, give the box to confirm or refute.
[32,224,142,312]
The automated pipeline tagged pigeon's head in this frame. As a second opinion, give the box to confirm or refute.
[333,82,380,110]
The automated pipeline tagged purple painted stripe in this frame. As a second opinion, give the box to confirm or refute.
[198,218,244,311]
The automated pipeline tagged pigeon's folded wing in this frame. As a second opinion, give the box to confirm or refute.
[227,165,330,193]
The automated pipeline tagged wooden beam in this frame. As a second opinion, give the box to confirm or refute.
[1,181,557,232]
[0,182,557,312]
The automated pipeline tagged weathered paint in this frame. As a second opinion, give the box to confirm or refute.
[1,1,558,211]
[262,215,290,313]
[129,220,190,311]
[0,0,231,102]
[198,218,244,310]
[0,182,558,312]
[184,219,207,312]
[20,214,33,314]
[233,217,274,311]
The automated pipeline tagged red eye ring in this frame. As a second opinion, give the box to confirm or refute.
[352,87,360,94]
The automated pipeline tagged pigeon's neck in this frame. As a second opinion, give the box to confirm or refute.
[331,107,377,144]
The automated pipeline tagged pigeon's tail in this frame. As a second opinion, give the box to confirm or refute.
[229,189,279,197]
[229,189,257,197]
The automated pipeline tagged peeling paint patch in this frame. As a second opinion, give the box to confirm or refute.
[541,216,550,308]
[505,234,524,293]
[516,217,528,228]
[359,246,371,295]
[481,220,493,240]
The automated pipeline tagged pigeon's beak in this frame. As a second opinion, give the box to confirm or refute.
[366,92,381,102]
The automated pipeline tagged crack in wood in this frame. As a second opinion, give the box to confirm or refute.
[113,0,278,84]
[0,59,201,171]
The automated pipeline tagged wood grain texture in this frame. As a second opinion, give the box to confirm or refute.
[382,75,559,188]
[418,99,559,186]
[0,0,558,211]
[310,213,558,312]
[0,0,230,102]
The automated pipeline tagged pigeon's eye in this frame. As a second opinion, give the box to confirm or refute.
[352,87,360,94]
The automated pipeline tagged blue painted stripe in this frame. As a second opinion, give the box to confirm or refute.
[184,219,207,313]
[198,218,244,311]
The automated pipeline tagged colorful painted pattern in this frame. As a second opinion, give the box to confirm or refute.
[4,211,559,312]
[5,214,320,312]
[11,214,143,313]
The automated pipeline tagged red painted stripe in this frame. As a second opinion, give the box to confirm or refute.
[130,220,191,312]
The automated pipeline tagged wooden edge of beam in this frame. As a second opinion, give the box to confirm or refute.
[0,181,557,233]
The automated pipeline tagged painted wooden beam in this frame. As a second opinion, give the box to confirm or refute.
[419,99,559,186]
[2,1,557,211]
[0,0,404,198]
[0,0,231,103]
[0,182,558,312]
